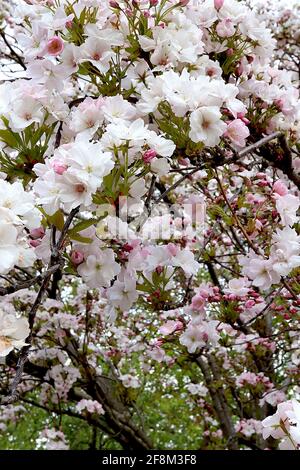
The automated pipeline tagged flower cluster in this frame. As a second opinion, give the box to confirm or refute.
[0,179,40,274]
[0,0,300,452]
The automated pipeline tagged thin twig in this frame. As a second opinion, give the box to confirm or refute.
[0,31,26,70]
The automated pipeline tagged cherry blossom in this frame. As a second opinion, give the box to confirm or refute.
[0,0,299,453]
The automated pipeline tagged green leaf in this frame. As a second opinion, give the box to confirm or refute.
[70,218,98,234]
[0,129,21,149]
[69,233,93,244]
[47,210,65,231]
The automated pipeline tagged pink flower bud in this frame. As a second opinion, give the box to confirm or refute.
[179,0,189,6]
[30,239,42,248]
[109,1,119,7]
[51,160,68,175]
[123,243,134,252]
[150,0,158,6]
[66,20,73,29]
[214,0,224,10]
[71,250,84,265]
[202,332,209,342]
[143,149,157,163]
[46,36,64,56]
[245,300,255,308]
[235,62,244,76]
[156,266,164,275]
[226,48,234,56]
[274,99,284,111]
[228,293,237,301]
[30,227,45,239]
[178,157,189,166]
[241,117,250,125]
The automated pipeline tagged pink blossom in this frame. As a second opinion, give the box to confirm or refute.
[159,320,183,335]
[224,119,250,147]
[166,243,179,257]
[46,36,64,56]
[191,294,206,312]
[273,180,288,196]
[216,19,235,38]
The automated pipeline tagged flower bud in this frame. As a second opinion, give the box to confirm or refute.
[214,0,224,9]
[228,294,237,301]
[109,1,119,8]
[30,239,42,248]
[123,243,134,252]
[71,250,84,265]
[51,160,68,175]
[150,0,158,6]
[143,149,157,163]
[30,227,45,239]
[179,0,189,6]
[241,117,250,125]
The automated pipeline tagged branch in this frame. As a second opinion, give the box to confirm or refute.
[195,355,238,450]
[0,264,62,297]
[0,31,26,70]
[238,132,282,158]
